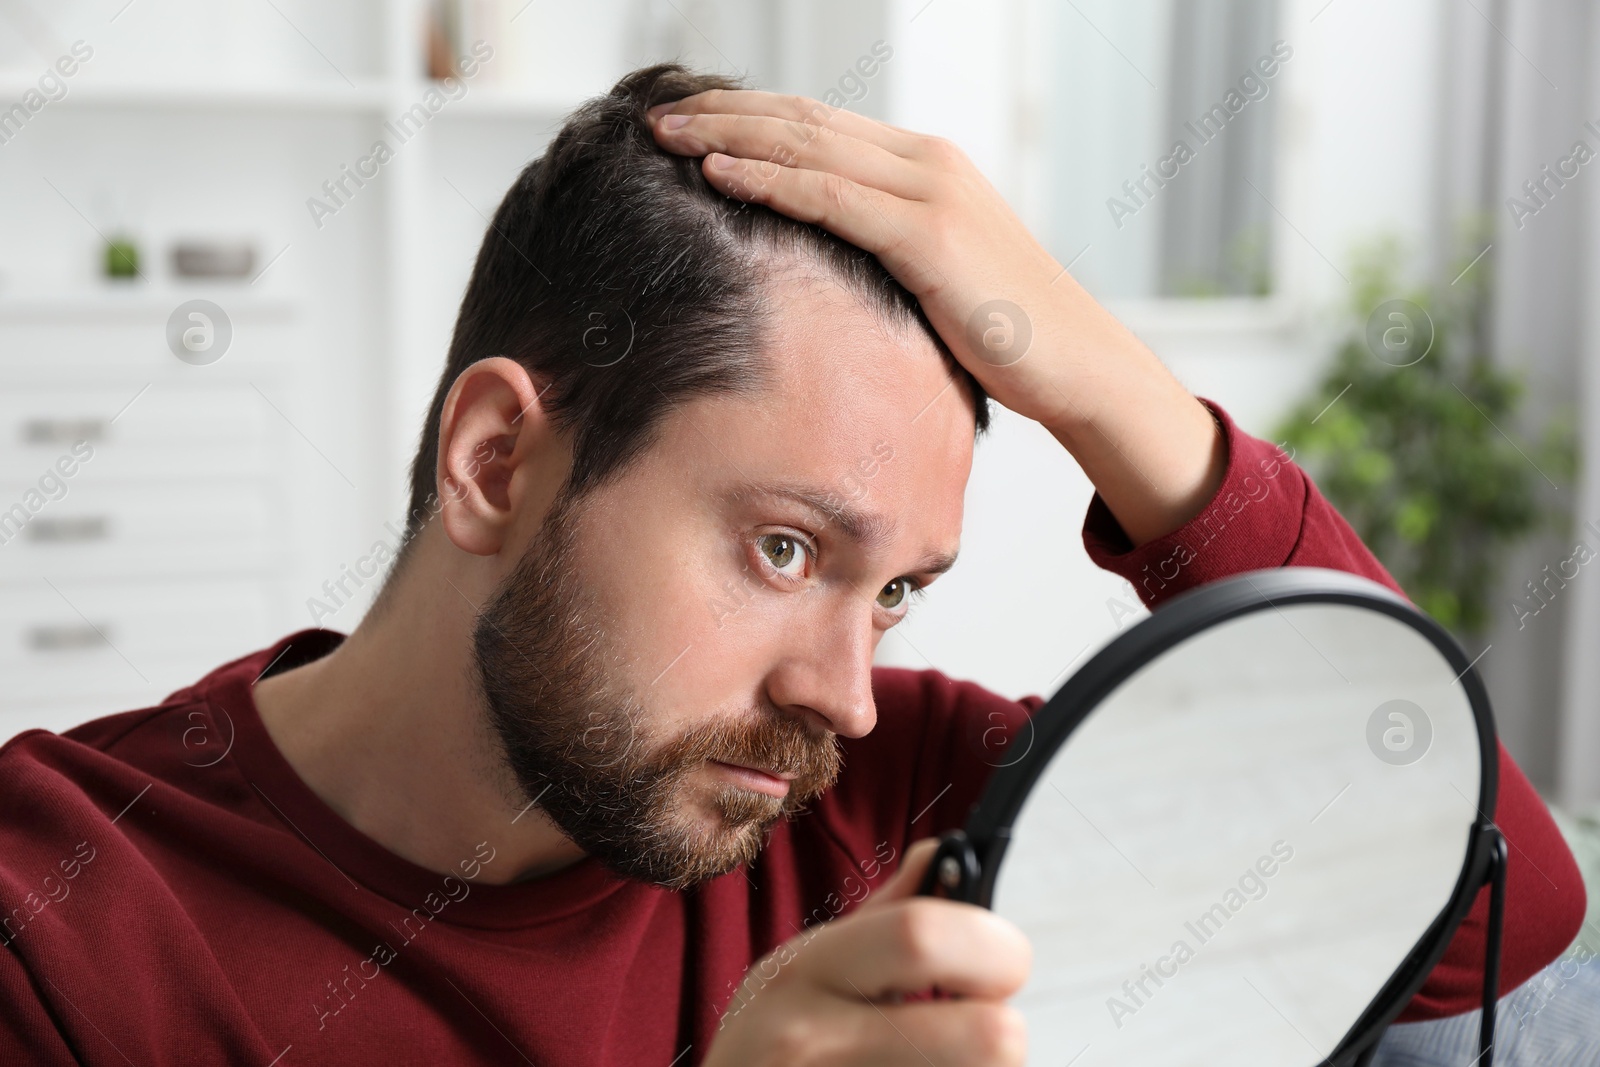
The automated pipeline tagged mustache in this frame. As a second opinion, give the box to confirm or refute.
[651,706,843,800]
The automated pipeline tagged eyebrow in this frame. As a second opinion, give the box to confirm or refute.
[725,480,960,578]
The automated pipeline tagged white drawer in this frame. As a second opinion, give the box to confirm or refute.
[0,478,279,580]
[0,577,278,705]
[0,384,278,482]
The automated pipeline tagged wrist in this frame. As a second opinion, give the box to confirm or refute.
[1048,380,1229,549]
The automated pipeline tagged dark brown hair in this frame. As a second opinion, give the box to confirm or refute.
[400,63,990,551]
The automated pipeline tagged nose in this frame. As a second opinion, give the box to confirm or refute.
[765,598,878,740]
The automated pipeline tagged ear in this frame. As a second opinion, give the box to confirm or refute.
[434,357,561,557]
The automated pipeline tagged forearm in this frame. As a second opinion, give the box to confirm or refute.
[1039,279,1228,548]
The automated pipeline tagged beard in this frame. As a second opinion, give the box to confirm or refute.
[472,486,843,891]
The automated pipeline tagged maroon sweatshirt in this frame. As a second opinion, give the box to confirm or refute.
[0,399,1584,1065]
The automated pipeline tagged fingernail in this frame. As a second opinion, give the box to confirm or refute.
[659,113,691,130]
[708,152,737,170]
[646,102,674,122]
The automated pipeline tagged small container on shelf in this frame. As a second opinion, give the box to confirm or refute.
[171,240,258,280]
[103,235,141,281]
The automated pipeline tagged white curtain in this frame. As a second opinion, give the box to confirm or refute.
[1438,0,1600,804]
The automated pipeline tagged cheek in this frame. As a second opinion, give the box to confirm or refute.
[589,557,708,678]
[664,557,777,700]
[653,548,845,730]
[575,520,764,722]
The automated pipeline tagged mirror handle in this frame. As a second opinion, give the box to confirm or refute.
[916,829,980,900]
[1477,826,1509,1067]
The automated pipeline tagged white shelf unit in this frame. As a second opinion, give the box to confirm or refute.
[0,0,580,736]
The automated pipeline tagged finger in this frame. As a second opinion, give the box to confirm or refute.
[840,999,1028,1066]
[859,838,939,909]
[650,88,919,156]
[801,896,1032,1002]
[698,155,947,292]
[652,112,931,201]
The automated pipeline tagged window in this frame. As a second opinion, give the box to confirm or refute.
[1042,0,1284,299]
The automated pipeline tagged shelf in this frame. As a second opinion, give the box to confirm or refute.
[0,74,575,120]
[0,288,297,322]
[0,75,390,114]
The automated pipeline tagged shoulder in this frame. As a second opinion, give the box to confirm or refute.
[0,709,162,807]
[0,635,301,890]
[0,726,134,958]
[0,697,198,828]
[0,703,178,888]
[0,630,334,823]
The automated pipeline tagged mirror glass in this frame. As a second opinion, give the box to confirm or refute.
[995,602,1484,1066]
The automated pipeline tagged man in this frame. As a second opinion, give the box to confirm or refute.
[0,65,1584,1065]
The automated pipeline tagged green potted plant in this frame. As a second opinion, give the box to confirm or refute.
[1272,231,1578,638]
[104,234,141,280]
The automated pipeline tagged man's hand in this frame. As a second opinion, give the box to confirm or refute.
[649,91,1229,548]
[702,839,1031,1066]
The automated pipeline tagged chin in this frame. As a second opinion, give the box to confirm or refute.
[681,780,776,833]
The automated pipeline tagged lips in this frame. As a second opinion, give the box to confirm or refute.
[708,760,794,797]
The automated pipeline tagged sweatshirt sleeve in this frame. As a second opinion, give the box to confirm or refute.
[1079,396,1587,1022]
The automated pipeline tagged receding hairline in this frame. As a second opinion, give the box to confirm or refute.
[744,241,972,407]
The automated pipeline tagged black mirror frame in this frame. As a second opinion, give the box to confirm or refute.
[919,567,1503,1067]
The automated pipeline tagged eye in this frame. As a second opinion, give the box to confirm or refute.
[876,577,918,612]
[756,533,809,578]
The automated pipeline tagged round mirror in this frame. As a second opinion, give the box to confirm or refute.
[928,568,1499,1067]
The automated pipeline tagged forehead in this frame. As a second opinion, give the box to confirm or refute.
[658,268,975,540]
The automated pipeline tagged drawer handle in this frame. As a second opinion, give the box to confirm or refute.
[22,419,108,445]
[25,517,110,543]
[27,624,110,651]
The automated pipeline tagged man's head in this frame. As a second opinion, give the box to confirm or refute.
[401,64,988,890]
